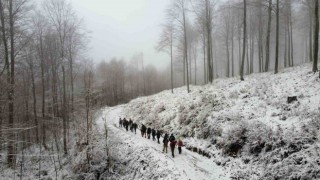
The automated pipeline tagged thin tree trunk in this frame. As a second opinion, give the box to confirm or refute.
[240,0,247,81]
[206,0,213,83]
[194,46,197,85]
[314,0,319,73]
[309,5,313,62]
[29,57,39,144]
[183,1,190,93]
[39,35,47,148]
[289,2,294,67]
[284,26,288,68]
[265,0,272,72]
[62,65,68,155]
[0,107,2,151]
[170,32,174,93]
[203,33,206,84]
[258,0,263,72]
[275,0,279,74]
[231,23,234,76]
[250,21,254,74]
[226,31,230,77]
[7,0,15,167]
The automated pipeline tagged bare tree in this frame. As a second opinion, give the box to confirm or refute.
[265,0,272,72]
[156,14,175,93]
[274,0,279,74]
[314,0,319,73]
[240,0,247,81]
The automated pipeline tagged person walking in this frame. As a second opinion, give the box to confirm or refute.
[147,127,152,139]
[132,122,137,134]
[169,134,175,143]
[141,124,147,138]
[177,139,184,154]
[123,118,128,131]
[129,119,133,131]
[156,130,162,144]
[170,139,177,158]
[163,133,169,153]
[151,129,156,141]
[119,118,122,128]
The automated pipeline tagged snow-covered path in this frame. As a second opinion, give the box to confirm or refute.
[96,106,229,180]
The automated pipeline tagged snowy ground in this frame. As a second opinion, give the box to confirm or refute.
[96,106,230,180]
[1,64,319,179]
[121,63,320,179]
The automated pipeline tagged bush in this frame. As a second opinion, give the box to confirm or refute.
[220,123,247,157]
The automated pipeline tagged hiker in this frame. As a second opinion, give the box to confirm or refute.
[151,129,156,141]
[129,119,133,131]
[156,130,162,144]
[178,139,184,154]
[119,118,122,128]
[123,118,128,131]
[141,124,147,138]
[169,134,175,143]
[170,139,177,158]
[130,124,133,132]
[147,127,152,139]
[132,122,137,134]
[163,133,169,153]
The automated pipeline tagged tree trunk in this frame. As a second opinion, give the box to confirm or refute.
[314,0,319,73]
[258,0,263,72]
[203,32,206,84]
[284,26,288,68]
[231,22,234,76]
[62,65,68,155]
[275,0,279,74]
[183,1,190,93]
[289,2,294,67]
[226,31,230,77]
[170,32,174,93]
[265,0,272,72]
[309,4,314,62]
[194,45,197,85]
[7,0,15,167]
[206,0,213,83]
[240,0,247,81]
[39,35,47,148]
[29,57,39,144]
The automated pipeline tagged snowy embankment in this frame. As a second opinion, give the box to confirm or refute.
[97,106,229,180]
[122,64,320,179]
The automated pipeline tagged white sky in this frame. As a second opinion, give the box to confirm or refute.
[70,0,171,69]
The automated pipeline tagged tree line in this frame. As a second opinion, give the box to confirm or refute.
[0,0,89,168]
[157,0,320,93]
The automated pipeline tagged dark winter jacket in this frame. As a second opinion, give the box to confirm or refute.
[156,130,162,138]
[152,129,156,136]
[169,134,175,142]
[147,128,152,134]
[163,137,169,145]
[141,125,146,132]
[133,123,137,129]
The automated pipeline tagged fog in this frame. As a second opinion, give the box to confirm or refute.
[71,0,171,68]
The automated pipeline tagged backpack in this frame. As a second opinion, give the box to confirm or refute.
[169,135,175,142]
[163,138,169,145]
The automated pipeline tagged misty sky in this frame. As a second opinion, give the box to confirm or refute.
[70,0,171,69]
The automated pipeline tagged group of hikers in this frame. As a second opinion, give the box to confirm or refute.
[119,117,184,158]
[119,117,138,133]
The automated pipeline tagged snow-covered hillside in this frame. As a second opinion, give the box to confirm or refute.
[122,63,320,179]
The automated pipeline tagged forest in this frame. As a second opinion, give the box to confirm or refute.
[0,0,319,179]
